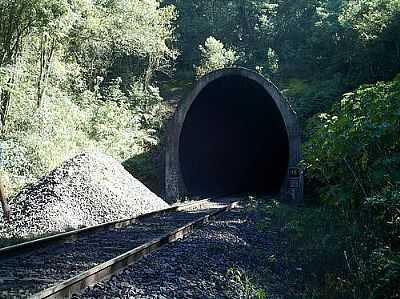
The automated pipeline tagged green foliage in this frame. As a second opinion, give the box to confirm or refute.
[339,0,400,41]
[258,200,400,299]
[225,266,266,299]
[168,0,400,119]
[367,247,400,299]
[264,48,279,75]
[303,76,400,298]
[363,185,400,246]
[283,75,345,121]
[195,36,237,78]
[0,76,170,195]
[0,93,90,192]
[261,201,358,276]
[67,0,178,89]
[122,148,163,196]
[304,76,400,206]
[0,1,399,295]
[0,0,176,198]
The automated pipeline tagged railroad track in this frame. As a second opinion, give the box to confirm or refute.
[0,196,244,299]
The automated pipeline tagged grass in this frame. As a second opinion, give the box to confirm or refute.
[254,199,400,299]
[224,266,267,299]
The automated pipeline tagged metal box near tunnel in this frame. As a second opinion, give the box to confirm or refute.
[286,167,304,202]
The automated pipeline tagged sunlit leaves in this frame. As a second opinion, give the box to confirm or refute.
[0,0,175,196]
[339,0,400,41]
[304,76,400,206]
[194,36,237,78]
[66,0,177,87]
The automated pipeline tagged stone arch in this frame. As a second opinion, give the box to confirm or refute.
[165,67,302,202]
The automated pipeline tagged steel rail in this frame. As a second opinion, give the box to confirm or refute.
[0,198,211,259]
[29,199,243,299]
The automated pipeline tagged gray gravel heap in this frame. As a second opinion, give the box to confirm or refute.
[0,152,169,240]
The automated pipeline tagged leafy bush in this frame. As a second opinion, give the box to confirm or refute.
[363,185,400,244]
[195,36,237,78]
[257,199,400,299]
[0,74,170,198]
[301,75,400,298]
[304,75,400,207]
[0,61,91,193]
[283,75,346,122]
[0,0,177,201]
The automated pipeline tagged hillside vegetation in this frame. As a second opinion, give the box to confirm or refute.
[0,1,399,297]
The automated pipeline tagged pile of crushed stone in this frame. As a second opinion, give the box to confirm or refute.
[0,152,169,241]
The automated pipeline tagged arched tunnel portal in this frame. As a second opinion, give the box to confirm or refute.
[165,68,302,202]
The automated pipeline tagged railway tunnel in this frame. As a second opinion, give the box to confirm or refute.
[165,68,302,202]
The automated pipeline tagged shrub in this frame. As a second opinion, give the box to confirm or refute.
[304,75,400,207]
[300,75,400,298]
[0,77,171,198]
[195,36,237,78]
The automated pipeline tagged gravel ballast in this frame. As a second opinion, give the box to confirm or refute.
[0,152,169,240]
[75,200,302,299]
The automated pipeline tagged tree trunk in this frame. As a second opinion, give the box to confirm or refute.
[0,177,10,221]
[144,55,155,91]
[238,0,256,62]
[0,79,12,132]
[37,35,56,108]
[396,42,400,72]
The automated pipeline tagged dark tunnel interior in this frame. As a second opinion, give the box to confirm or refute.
[179,75,290,198]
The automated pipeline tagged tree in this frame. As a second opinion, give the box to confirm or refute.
[0,0,74,127]
[304,75,400,206]
[195,36,237,78]
[165,0,277,70]
[339,0,400,81]
[34,0,76,107]
[0,0,37,130]
[67,0,178,91]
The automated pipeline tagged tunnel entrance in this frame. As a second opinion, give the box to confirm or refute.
[165,68,302,202]
[179,75,289,197]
